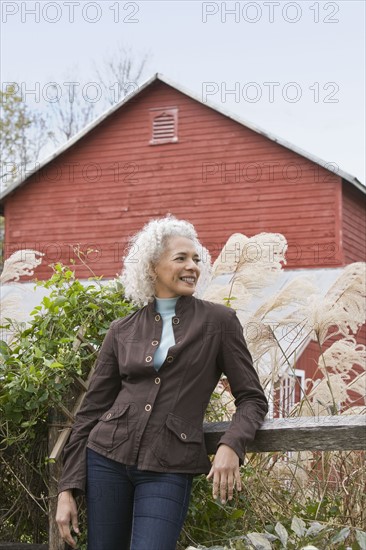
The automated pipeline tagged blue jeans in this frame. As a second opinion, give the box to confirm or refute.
[86,448,193,550]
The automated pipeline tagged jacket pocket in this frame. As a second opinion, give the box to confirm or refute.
[88,403,130,451]
[152,413,203,469]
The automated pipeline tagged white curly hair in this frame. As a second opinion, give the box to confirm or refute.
[120,215,212,306]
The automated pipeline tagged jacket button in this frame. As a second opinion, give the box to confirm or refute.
[145,404,152,412]
[155,314,161,322]
[106,413,112,420]
[166,356,174,363]
[152,340,159,346]
[180,433,187,440]
[145,356,152,363]
[154,377,161,384]
[172,317,180,325]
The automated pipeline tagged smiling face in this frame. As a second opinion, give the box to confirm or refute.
[152,236,201,298]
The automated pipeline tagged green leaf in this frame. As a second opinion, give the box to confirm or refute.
[49,361,64,369]
[38,390,49,402]
[247,533,272,550]
[305,522,326,537]
[275,522,288,548]
[329,527,350,544]
[0,340,11,358]
[356,530,366,550]
[20,420,36,428]
[229,509,244,520]
[42,296,51,308]
[54,297,67,306]
[87,302,100,310]
[33,347,43,359]
[291,517,306,538]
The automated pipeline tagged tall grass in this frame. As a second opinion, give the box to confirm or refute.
[181,233,365,549]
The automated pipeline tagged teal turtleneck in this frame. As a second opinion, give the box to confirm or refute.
[154,296,179,371]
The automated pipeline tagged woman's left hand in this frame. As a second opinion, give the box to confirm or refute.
[206,444,242,504]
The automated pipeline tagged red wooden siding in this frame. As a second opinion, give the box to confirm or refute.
[1,81,354,280]
[342,182,366,263]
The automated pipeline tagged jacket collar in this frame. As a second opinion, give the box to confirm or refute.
[147,295,194,316]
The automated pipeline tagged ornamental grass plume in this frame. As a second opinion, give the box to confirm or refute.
[326,262,366,328]
[253,264,364,400]
[253,275,318,323]
[202,232,288,415]
[319,337,366,376]
[245,265,362,342]
[0,293,21,322]
[204,232,287,308]
[205,233,365,422]
[302,338,366,414]
[306,372,349,415]
[0,249,44,342]
[300,262,366,345]
[0,249,44,283]
[255,344,287,393]
[245,276,318,369]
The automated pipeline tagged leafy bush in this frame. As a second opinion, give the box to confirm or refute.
[0,262,135,541]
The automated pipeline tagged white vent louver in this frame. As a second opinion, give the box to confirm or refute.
[153,113,175,140]
[150,108,178,145]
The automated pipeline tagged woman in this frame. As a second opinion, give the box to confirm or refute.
[56,215,268,550]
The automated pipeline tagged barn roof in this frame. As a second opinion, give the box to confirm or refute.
[1,73,364,204]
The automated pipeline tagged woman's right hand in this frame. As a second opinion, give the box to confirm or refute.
[56,490,80,548]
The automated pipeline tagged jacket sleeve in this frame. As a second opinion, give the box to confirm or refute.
[217,308,268,460]
[58,321,121,495]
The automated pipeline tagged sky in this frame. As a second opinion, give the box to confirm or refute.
[1,0,365,183]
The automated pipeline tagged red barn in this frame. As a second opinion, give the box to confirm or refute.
[1,74,365,413]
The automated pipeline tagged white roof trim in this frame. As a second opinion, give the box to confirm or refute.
[1,73,364,201]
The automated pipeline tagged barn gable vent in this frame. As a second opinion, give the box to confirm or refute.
[149,108,178,145]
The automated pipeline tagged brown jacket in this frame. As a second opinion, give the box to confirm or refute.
[59,296,268,494]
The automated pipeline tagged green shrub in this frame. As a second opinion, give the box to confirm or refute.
[0,263,135,541]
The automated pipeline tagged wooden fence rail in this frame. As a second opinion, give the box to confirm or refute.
[204,414,366,454]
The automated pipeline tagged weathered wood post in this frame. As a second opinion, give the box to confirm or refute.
[48,330,92,550]
[48,410,65,550]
